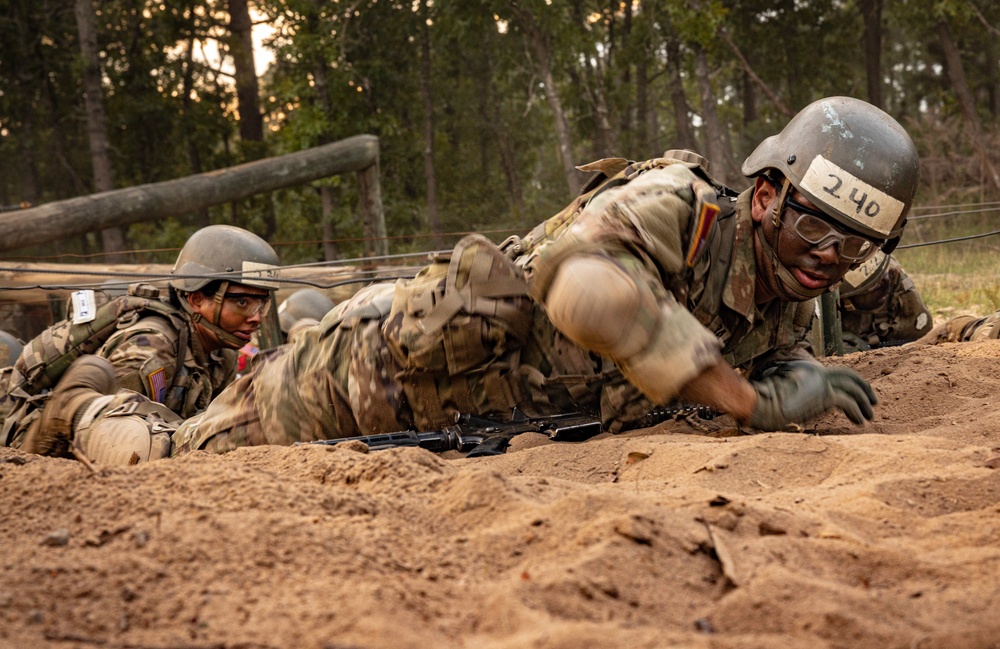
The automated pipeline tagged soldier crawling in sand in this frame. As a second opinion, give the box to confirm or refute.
[16,97,921,464]
[0,225,280,463]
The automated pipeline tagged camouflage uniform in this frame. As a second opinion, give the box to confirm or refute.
[0,289,236,449]
[917,311,1000,344]
[173,158,815,455]
[839,255,933,352]
[952,314,1000,342]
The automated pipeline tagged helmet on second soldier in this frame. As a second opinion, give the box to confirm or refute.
[169,225,280,293]
[839,250,891,299]
[742,96,919,250]
[278,289,334,333]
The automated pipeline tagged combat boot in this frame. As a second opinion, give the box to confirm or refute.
[21,356,116,457]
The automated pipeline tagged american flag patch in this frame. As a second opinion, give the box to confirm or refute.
[686,201,720,268]
[148,368,167,403]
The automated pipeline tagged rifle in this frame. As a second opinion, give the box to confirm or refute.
[303,403,719,457]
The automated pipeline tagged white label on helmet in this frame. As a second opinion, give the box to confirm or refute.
[799,155,903,236]
[71,290,98,325]
[242,261,281,289]
[842,250,887,292]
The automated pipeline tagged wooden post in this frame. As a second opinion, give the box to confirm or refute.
[819,290,844,357]
[0,135,384,253]
[357,157,388,258]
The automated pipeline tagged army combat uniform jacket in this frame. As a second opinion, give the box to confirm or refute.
[839,256,933,351]
[0,292,236,448]
[97,313,236,418]
[172,158,815,455]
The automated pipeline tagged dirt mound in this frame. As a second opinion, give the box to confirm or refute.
[2,341,999,649]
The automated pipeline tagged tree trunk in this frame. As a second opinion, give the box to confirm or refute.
[858,0,883,108]
[0,136,382,252]
[616,0,633,149]
[718,27,792,117]
[692,43,742,187]
[308,0,339,261]
[482,46,525,218]
[985,33,999,119]
[226,0,276,238]
[74,0,127,262]
[662,18,698,151]
[636,56,650,156]
[227,0,264,143]
[936,18,1000,191]
[420,0,442,247]
[514,8,581,197]
[582,55,615,159]
[180,7,210,228]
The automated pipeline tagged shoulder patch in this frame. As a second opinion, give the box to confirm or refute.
[147,367,167,403]
[686,200,720,268]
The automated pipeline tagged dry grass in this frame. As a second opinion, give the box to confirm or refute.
[895,245,1000,323]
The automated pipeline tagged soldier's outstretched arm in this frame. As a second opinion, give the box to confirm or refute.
[544,254,876,431]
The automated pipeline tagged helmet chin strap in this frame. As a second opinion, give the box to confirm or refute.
[180,281,247,350]
[759,178,827,301]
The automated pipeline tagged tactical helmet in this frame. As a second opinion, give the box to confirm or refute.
[839,250,891,299]
[742,96,919,246]
[278,288,334,333]
[169,225,280,293]
[0,329,23,367]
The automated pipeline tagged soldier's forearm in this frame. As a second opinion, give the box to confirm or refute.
[678,358,757,425]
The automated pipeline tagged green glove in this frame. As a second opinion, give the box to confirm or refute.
[748,361,877,431]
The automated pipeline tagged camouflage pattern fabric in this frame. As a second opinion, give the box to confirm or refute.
[961,313,1000,342]
[98,314,236,418]
[840,256,933,351]
[174,156,817,455]
[0,291,236,449]
[922,312,1000,344]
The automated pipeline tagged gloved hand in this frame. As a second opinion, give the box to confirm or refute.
[748,361,877,431]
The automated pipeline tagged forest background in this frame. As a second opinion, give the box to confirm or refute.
[1,0,998,321]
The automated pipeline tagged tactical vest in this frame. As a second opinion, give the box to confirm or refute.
[5,284,196,412]
[513,154,739,334]
[514,155,809,375]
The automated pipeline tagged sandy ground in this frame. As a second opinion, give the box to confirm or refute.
[2,340,999,649]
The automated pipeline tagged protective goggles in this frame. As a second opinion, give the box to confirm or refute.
[784,195,881,262]
[223,292,272,317]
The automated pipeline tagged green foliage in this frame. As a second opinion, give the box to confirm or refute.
[0,0,998,275]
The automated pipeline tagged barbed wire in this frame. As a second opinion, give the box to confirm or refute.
[909,200,1000,211]
[897,229,1000,249]
[908,205,1000,220]
[2,198,998,263]
[2,199,1000,294]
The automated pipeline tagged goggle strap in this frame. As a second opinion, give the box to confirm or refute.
[211,281,230,327]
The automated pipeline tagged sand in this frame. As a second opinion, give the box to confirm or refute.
[2,341,999,649]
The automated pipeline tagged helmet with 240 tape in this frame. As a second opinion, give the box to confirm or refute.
[742,96,919,249]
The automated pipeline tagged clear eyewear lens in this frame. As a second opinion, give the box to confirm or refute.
[785,199,879,262]
[223,293,272,317]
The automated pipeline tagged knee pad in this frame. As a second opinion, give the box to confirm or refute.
[545,255,658,359]
[77,415,156,465]
[76,399,177,465]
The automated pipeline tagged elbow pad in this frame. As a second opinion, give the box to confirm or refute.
[545,255,721,402]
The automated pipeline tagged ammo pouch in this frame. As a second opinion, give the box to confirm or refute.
[383,234,534,376]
